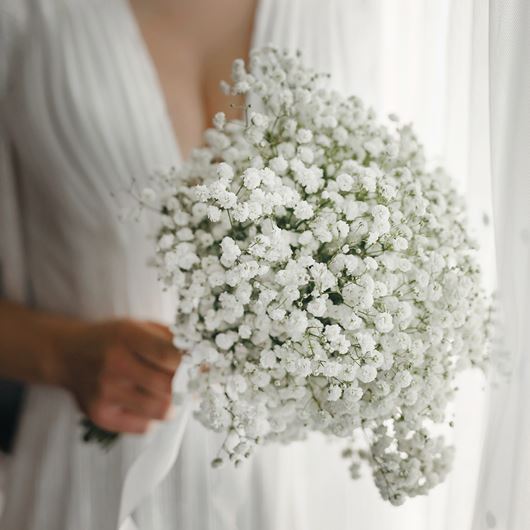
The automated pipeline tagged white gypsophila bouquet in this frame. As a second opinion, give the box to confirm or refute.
[144,46,489,505]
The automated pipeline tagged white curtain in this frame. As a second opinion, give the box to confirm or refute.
[472,1,530,529]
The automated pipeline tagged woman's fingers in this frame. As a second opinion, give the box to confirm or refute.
[144,321,173,340]
[89,402,152,434]
[120,321,183,373]
[106,347,174,397]
[74,318,186,435]
[106,381,173,421]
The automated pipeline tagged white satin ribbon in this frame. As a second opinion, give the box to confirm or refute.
[118,359,192,530]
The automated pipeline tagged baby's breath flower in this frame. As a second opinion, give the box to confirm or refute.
[296,128,313,144]
[213,112,226,130]
[150,46,490,506]
[141,187,157,204]
[293,201,314,220]
[243,168,261,189]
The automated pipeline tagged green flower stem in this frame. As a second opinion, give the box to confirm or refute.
[81,418,119,450]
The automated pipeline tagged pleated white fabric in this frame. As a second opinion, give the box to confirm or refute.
[0,1,493,529]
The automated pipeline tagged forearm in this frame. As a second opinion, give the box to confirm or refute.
[0,300,84,387]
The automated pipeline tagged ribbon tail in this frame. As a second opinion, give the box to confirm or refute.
[118,395,191,530]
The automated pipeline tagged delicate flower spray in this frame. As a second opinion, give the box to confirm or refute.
[90,47,490,505]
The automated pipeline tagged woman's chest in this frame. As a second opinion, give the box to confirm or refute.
[129,0,257,158]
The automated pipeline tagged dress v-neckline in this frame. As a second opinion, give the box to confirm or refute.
[119,0,265,162]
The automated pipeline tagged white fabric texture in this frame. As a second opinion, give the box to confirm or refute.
[0,1,494,529]
[472,1,530,529]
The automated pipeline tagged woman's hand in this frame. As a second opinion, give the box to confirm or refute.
[0,302,182,435]
[58,319,183,435]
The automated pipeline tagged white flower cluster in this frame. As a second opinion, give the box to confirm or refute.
[148,47,489,505]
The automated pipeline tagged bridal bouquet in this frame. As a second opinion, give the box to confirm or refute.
[142,46,490,505]
[131,47,490,505]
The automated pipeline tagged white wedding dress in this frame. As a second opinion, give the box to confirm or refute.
[0,1,490,529]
